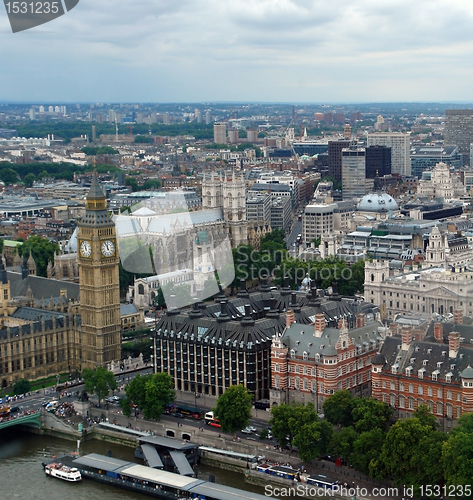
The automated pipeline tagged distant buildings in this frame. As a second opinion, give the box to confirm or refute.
[341,146,366,199]
[367,132,411,176]
[366,145,391,179]
[327,140,350,183]
[410,146,462,178]
[444,109,473,167]
[213,122,227,144]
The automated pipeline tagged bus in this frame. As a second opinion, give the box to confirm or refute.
[204,411,221,428]
[0,405,10,418]
[175,406,205,419]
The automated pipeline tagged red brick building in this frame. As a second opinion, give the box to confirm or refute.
[270,310,385,411]
[371,313,473,430]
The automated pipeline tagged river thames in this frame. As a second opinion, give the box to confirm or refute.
[0,429,268,500]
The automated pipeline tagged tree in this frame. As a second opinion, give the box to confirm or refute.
[372,417,446,495]
[0,167,18,185]
[23,173,36,188]
[351,428,386,474]
[323,390,355,427]
[352,397,393,433]
[82,366,117,405]
[13,379,31,395]
[442,431,473,488]
[18,236,60,277]
[269,403,298,449]
[213,385,253,434]
[329,426,358,462]
[121,373,175,420]
[413,404,438,430]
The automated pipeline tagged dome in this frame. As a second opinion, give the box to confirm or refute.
[357,192,399,213]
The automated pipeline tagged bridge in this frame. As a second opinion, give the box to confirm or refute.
[0,412,42,430]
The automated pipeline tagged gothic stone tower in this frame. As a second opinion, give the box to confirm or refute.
[202,170,248,248]
[78,173,121,368]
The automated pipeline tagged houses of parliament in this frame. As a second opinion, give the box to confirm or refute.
[0,174,122,389]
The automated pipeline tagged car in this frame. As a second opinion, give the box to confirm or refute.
[248,426,257,432]
[105,396,120,403]
[172,412,184,418]
[10,406,20,413]
[241,427,252,434]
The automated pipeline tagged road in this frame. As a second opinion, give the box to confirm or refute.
[286,219,302,258]
[5,367,273,443]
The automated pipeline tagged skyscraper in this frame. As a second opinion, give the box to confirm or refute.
[365,145,391,179]
[342,147,366,199]
[367,132,411,176]
[328,140,350,183]
[213,122,227,144]
[445,109,473,167]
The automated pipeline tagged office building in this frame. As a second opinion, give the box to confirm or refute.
[366,145,391,179]
[445,109,473,167]
[303,203,336,242]
[341,147,366,199]
[367,133,411,176]
[327,140,350,183]
[410,146,462,178]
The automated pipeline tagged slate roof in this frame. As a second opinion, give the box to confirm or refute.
[377,334,473,383]
[7,272,80,301]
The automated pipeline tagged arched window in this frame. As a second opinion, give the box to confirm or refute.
[371,273,375,282]
[138,284,145,295]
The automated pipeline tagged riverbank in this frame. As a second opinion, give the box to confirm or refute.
[23,407,402,500]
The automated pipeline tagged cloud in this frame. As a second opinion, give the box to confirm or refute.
[1,0,473,101]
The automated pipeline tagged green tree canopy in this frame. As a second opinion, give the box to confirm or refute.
[323,390,356,427]
[13,379,31,395]
[23,172,36,188]
[82,366,117,404]
[213,385,253,434]
[372,417,446,496]
[352,397,393,433]
[18,236,60,277]
[121,373,175,420]
[0,167,19,185]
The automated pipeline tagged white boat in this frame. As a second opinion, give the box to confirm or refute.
[44,462,82,482]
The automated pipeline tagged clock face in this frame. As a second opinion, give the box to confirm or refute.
[80,241,92,258]
[101,240,115,257]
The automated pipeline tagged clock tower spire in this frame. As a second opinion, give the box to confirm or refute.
[78,171,121,369]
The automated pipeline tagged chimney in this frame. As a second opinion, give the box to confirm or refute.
[286,309,295,328]
[449,331,460,358]
[217,300,231,323]
[314,312,325,338]
[356,313,365,328]
[281,276,291,296]
[434,322,443,343]
[237,279,249,298]
[241,304,255,327]
[401,326,412,350]
[453,310,463,325]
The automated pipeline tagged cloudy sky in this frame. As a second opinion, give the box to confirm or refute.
[1,0,473,103]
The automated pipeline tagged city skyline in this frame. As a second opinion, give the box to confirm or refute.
[1,1,473,102]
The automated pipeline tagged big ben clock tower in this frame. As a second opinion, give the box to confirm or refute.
[78,172,121,368]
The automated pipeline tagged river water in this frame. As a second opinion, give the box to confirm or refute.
[0,429,268,500]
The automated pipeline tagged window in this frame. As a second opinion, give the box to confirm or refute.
[437,388,443,399]
[408,397,414,410]
[418,386,423,395]
[436,402,443,415]
[447,390,452,400]
[399,382,405,391]
[390,394,396,406]
[390,381,395,390]
[408,383,414,393]
[275,364,280,373]
[428,387,433,397]
[399,395,405,408]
